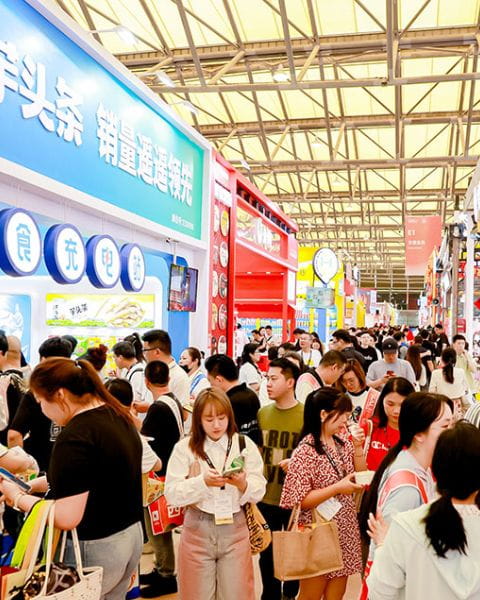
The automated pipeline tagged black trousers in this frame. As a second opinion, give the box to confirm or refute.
[258,502,299,600]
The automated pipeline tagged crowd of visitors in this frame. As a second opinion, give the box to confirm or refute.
[0,321,477,600]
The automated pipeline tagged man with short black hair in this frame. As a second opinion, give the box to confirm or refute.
[291,327,304,350]
[140,329,189,410]
[205,354,261,443]
[330,329,366,370]
[433,322,449,357]
[298,332,321,368]
[257,357,302,600]
[296,350,347,403]
[453,334,478,396]
[139,361,182,597]
[366,338,416,389]
[8,336,74,471]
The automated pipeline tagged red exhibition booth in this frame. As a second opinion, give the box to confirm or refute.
[209,152,298,357]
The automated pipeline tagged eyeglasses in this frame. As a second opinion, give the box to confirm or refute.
[142,346,160,353]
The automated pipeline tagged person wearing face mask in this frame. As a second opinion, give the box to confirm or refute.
[178,346,209,401]
[358,392,454,600]
[165,388,266,599]
[280,387,366,600]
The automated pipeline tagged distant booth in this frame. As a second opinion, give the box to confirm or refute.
[208,152,298,360]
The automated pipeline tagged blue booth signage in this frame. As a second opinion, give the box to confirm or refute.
[44,224,86,284]
[0,0,206,240]
[0,208,42,276]
[120,243,145,293]
[86,235,121,289]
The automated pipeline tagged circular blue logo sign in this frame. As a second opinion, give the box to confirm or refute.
[44,224,86,284]
[86,235,121,289]
[0,208,42,277]
[120,244,146,292]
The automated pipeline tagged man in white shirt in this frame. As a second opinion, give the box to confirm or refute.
[453,334,478,396]
[141,329,190,409]
[367,338,416,389]
[298,332,322,368]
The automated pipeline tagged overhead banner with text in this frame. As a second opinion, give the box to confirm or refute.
[405,216,442,276]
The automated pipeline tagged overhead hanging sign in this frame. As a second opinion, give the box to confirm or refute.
[405,216,442,277]
[0,0,205,240]
[313,248,339,284]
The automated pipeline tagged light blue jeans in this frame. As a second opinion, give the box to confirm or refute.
[64,521,143,600]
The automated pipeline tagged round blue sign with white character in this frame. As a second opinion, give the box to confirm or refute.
[0,208,42,277]
[44,224,86,284]
[120,244,146,292]
[86,235,121,289]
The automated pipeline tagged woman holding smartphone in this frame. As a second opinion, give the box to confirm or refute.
[280,387,366,600]
[165,388,266,600]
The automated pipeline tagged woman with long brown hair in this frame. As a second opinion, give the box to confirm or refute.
[165,388,266,599]
[0,358,143,600]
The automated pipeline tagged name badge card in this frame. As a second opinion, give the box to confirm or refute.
[316,497,342,521]
[214,490,234,525]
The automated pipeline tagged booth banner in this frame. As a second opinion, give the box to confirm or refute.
[0,294,31,361]
[305,287,334,309]
[405,216,442,276]
[209,160,233,355]
[237,207,281,257]
[46,293,154,328]
[0,0,205,240]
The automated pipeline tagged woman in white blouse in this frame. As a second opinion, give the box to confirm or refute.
[429,348,469,418]
[165,388,266,600]
[239,342,263,393]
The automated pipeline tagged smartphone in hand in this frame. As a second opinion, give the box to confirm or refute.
[0,467,32,492]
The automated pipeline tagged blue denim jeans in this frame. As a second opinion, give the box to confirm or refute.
[64,521,143,600]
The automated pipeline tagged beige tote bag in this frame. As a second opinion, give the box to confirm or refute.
[273,505,343,581]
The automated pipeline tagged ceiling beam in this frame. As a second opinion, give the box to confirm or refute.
[196,110,480,138]
[243,155,477,174]
[116,25,479,67]
[271,188,464,201]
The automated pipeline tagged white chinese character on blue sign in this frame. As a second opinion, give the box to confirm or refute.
[96,103,118,166]
[55,76,83,146]
[19,55,55,132]
[0,40,19,102]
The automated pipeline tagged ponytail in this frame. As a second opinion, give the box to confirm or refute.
[441,348,457,384]
[124,332,145,363]
[423,496,467,558]
[359,392,452,541]
[30,358,133,425]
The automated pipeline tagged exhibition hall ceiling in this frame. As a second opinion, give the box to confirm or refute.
[54,0,480,294]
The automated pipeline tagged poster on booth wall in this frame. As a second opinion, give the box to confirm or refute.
[46,294,155,329]
[0,295,31,361]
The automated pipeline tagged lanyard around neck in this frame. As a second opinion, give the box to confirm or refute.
[204,436,233,473]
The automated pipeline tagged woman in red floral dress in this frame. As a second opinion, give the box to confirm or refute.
[280,387,366,600]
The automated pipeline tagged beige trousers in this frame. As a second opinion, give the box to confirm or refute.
[178,507,255,600]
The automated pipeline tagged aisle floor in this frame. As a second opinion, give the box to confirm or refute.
[141,534,362,599]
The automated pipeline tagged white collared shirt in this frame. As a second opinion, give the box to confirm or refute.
[165,432,266,515]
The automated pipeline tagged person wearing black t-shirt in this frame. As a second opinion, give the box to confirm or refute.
[0,358,143,600]
[139,361,182,598]
[357,331,379,370]
[8,336,73,470]
[205,354,261,444]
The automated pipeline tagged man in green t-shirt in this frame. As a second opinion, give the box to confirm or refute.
[257,358,303,600]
